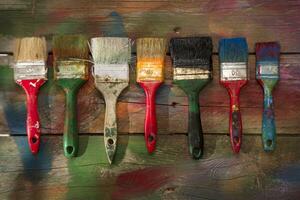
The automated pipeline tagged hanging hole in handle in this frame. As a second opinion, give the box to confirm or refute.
[233,136,240,145]
[66,146,74,155]
[31,136,38,144]
[266,139,273,147]
[192,147,202,159]
[107,138,114,146]
[148,134,155,143]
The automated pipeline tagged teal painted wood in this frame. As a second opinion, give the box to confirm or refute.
[57,78,86,157]
[260,79,278,151]
[173,79,210,159]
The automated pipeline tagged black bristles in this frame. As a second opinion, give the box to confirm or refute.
[170,37,212,69]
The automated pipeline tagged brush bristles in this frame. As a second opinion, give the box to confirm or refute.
[52,35,89,60]
[256,42,280,62]
[14,37,47,62]
[256,42,280,78]
[137,38,167,61]
[219,38,248,63]
[91,37,131,64]
[170,37,212,68]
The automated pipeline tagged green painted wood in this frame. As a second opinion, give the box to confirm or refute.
[56,78,86,157]
[173,79,211,159]
[1,135,300,199]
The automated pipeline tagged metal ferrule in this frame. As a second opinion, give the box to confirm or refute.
[13,61,47,80]
[256,61,279,79]
[136,62,163,82]
[173,67,211,80]
[93,64,129,83]
[220,62,248,81]
[55,60,87,79]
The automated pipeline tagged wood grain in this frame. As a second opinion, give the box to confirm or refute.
[0,135,300,199]
[0,0,300,52]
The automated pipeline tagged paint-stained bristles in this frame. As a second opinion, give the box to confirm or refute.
[170,37,212,67]
[137,38,167,60]
[91,37,131,64]
[14,37,47,62]
[256,42,280,62]
[219,38,248,63]
[52,35,89,60]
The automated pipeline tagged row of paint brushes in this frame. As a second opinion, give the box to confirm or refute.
[13,36,280,163]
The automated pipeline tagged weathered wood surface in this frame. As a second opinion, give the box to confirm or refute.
[0,135,300,200]
[0,54,300,135]
[0,0,300,53]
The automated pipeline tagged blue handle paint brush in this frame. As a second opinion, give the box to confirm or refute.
[256,42,280,151]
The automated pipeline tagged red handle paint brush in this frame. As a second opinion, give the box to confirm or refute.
[136,38,167,153]
[13,37,47,154]
[219,38,248,153]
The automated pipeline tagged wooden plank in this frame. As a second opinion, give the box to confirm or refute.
[0,54,300,135]
[0,135,300,199]
[0,0,300,52]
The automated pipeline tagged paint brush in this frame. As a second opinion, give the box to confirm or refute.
[13,37,47,154]
[256,42,280,151]
[136,38,167,153]
[52,35,89,158]
[170,37,212,159]
[90,37,131,164]
[219,38,248,153]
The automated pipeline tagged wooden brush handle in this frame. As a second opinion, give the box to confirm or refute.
[96,82,128,164]
[58,79,86,158]
[17,79,45,154]
[139,81,162,153]
[223,81,247,153]
[187,92,203,159]
[229,92,242,153]
[63,88,79,158]
[262,86,276,151]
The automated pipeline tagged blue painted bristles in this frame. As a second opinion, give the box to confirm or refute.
[256,42,280,78]
[219,37,248,63]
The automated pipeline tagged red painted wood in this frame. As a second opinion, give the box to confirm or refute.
[16,79,46,154]
[139,81,162,153]
[220,80,248,153]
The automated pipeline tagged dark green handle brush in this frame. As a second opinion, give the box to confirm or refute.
[53,35,89,158]
[170,37,213,159]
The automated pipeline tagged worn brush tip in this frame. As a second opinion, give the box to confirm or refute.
[52,35,89,60]
[91,37,131,64]
[170,37,212,68]
[219,37,248,63]
[256,42,280,62]
[14,37,47,62]
[137,38,167,60]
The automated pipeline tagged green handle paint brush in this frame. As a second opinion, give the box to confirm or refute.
[52,35,89,158]
[90,37,131,164]
[170,37,213,159]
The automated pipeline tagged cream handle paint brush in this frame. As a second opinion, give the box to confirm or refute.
[91,37,131,164]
